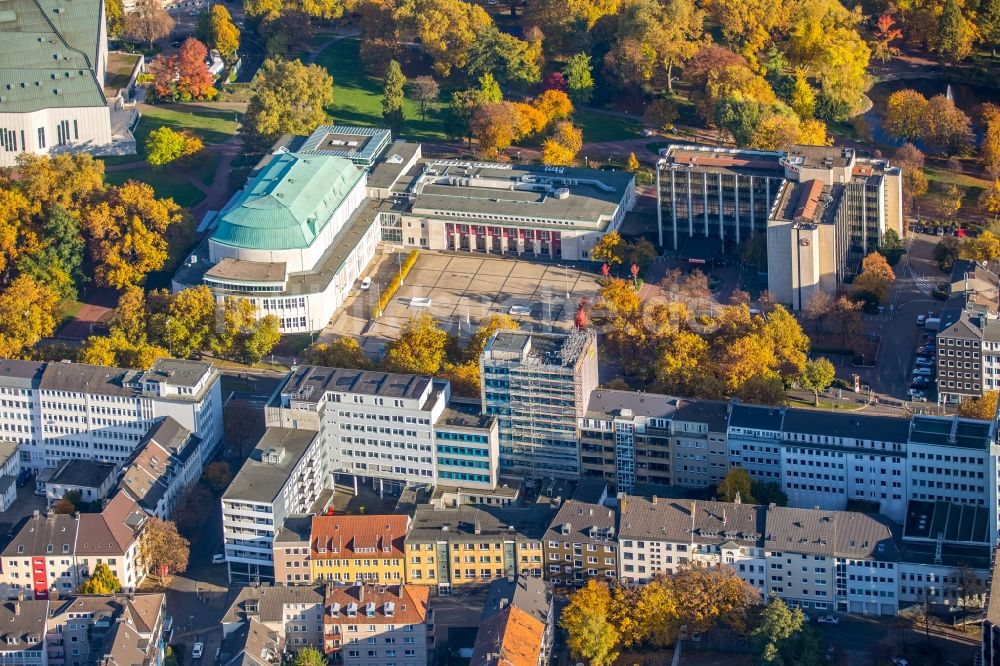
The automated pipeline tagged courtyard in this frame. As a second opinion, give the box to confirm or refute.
[324,251,603,357]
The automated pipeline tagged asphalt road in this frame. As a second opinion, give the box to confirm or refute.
[854,232,951,410]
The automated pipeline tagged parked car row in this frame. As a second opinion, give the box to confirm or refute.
[908,332,937,402]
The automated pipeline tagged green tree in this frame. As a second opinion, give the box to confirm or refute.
[293,647,327,666]
[716,468,756,503]
[878,228,906,266]
[466,26,541,85]
[981,0,1000,56]
[752,481,788,506]
[79,562,123,594]
[382,60,407,132]
[799,357,836,406]
[146,127,203,167]
[243,58,333,147]
[306,337,373,369]
[561,580,620,666]
[934,236,961,271]
[752,597,806,663]
[382,313,449,375]
[478,72,503,103]
[938,0,975,62]
[564,53,595,105]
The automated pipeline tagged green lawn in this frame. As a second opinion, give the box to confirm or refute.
[575,108,642,143]
[102,105,241,166]
[105,167,207,208]
[315,39,454,141]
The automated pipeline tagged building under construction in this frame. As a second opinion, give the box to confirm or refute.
[480,329,599,480]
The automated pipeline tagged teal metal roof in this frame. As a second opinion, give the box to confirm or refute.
[0,0,106,113]
[212,152,364,251]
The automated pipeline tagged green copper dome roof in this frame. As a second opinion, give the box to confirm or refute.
[212,152,364,251]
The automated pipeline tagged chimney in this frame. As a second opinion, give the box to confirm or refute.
[691,501,697,533]
[734,492,742,505]
[651,495,657,505]
[722,509,727,525]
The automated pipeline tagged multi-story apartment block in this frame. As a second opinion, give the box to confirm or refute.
[434,398,499,490]
[74,493,149,592]
[223,585,326,651]
[118,416,205,519]
[618,496,765,588]
[480,575,554,665]
[579,391,675,491]
[0,358,222,471]
[272,516,313,586]
[323,584,431,666]
[779,410,911,522]
[658,145,903,309]
[222,428,327,584]
[0,600,48,666]
[47,593,166,666]
[266,366,447,491]
[898,500,991,608]
[309,514,409,584]
[579,390,730,492]
[481,330,598,480]
[0,441,20,512]
[907,415,995,509]
[543,500,617,586]
[619,496,900,615]
[404,505,551,593]
[726,403,783,483]
[0,494,149,599]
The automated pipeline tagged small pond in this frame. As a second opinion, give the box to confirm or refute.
[860,78,1000,147]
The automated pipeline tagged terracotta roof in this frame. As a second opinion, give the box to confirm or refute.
[310,514,409,559]
[470,605,544,666]
[77,493,147,555]
[325,584,429,626]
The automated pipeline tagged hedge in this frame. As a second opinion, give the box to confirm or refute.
[374,250,420,317]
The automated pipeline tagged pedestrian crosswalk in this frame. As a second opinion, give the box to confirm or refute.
[907,264,937,296]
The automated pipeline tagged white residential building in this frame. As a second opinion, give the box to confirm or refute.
[118,416,206,519]
[0,441,21,512]
[222,427,326,584]
[0,358,222,471]
[779,410,911,523]
[617,496,900,616]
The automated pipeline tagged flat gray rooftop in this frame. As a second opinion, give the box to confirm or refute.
[437,397,495,430]
[407,161,633,227]
[223,428,318,504]
[279,366,432,405]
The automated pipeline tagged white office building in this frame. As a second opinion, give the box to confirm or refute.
[0,358,222,471]
[222,427,327,584]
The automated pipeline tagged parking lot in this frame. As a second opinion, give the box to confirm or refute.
[327,251,603,357]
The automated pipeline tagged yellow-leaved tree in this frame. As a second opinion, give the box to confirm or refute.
[560,580,620,666]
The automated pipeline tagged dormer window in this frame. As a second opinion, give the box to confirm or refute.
[46,545,52,553]
[365,602,375,617]
[346,603,357,618]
